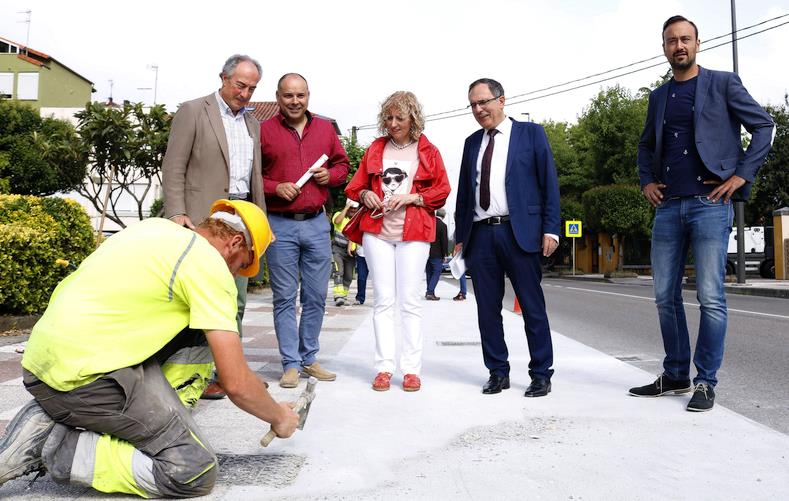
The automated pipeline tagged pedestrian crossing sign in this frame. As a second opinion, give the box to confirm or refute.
[565,220,582,238]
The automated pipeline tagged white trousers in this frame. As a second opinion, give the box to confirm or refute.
[362,233,430,375]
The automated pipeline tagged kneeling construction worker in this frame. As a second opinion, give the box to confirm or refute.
[0,199,299,497]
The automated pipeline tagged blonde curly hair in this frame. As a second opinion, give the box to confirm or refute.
[377,91,425,143]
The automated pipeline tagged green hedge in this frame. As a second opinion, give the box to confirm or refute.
[0,195,95,314]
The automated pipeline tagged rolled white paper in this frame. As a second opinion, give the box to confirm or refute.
[295,154,329,188]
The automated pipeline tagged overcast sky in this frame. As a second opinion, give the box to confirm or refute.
[2,0,788,212]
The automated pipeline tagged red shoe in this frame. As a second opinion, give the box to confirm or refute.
[372,372,392,391]
[403,374,421,392]
[200,381,227,400]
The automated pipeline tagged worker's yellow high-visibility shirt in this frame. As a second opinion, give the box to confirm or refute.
[22,218,238,392]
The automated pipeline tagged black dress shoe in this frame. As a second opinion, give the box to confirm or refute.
[482,375,510,394]
[524,378,551,397]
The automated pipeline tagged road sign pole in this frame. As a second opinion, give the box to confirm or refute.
[572,238,576,276]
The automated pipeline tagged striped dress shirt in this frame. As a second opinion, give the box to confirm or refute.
[215,91,254,197]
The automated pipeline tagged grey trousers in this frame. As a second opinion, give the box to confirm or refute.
[24,329,217,497]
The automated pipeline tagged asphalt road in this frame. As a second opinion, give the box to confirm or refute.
[485,277,789,434]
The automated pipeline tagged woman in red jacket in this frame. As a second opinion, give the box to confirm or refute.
[346,91,450,392]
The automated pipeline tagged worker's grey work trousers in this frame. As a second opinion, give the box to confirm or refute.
[23,329,217,498]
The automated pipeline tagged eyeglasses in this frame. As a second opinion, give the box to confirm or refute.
[467,96,501,109]
[382,174,405,184]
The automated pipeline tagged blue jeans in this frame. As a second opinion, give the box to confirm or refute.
[266,213,332,371]
[355,256,368,304]
[425,257,443,295]
[651,196,733,387]
[459,275,467,295]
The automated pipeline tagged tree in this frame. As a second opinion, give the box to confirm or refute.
[330,135,368,210]
[542,120,589,200]
[747,95,789,223]
[73,102,171,228]
[582,184,653,271]
[572,85,648,187]
[0,100,87,195]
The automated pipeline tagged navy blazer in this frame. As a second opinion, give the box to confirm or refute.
[455,118,561,255]
[637,66,774,200]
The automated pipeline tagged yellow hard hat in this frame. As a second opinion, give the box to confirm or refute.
[209,199,272,277]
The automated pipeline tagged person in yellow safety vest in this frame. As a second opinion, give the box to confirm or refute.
[331,199,359,306]
[0,199,299,498]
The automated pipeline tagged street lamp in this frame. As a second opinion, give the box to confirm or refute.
[147,64,159,105]
[521,112,531,122]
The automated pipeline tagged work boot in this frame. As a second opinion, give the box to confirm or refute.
[200,380,227,400]
[0,400,55,486]
[279,368,300,388]
[302,362,336,381]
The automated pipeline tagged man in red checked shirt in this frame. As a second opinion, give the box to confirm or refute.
[260,73,350,389]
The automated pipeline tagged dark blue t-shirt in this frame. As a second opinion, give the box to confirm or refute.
[661,76,714,198]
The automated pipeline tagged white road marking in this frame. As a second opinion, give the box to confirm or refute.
[557,285,789,320]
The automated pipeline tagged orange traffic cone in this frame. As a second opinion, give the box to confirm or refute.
[513,297,522,315]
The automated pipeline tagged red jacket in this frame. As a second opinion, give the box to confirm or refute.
[345,134,451,242]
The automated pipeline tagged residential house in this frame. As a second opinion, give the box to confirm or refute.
[0,36,94,124]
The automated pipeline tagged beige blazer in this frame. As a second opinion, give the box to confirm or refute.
[162,93,264,222]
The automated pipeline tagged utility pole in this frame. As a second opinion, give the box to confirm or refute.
[731,0,747,285]
[108,79,114,102]
[351,125,357,143]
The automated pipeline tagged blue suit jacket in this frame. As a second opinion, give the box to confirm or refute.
[637,66,774,200]
[454,118,561,255]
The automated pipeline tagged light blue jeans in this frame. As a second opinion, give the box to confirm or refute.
[266,213,332,371]
[651,196,733,387]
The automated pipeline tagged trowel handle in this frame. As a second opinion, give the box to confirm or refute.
[260,428,278,447]
[260,394,312,447]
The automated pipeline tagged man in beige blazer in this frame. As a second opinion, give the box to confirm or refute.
[162,54,264,399]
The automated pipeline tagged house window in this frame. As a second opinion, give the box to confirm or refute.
[0,41,18,53]
[0,73,13,98]
[17,72,39,100]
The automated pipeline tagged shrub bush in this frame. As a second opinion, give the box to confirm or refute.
[0,195,95,314]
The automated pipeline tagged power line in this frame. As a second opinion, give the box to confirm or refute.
[422,19,789,125]
[355,13,789,130]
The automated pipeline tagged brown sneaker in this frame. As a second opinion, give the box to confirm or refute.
[403,374,421,392]
[279,368,300,388]
[302,362,336,381]
[372,372,392,391]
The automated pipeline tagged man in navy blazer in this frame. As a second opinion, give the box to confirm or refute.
[454,78,561,397]
[630,16,774,412]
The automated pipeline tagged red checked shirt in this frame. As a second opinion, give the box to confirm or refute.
[260,111,350,213]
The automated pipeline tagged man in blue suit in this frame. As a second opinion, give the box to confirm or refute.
[630,16,774,411]
[454,78,561,397]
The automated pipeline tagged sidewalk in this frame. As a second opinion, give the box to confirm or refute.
[1,279,788,499]
[551,272,789,299]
